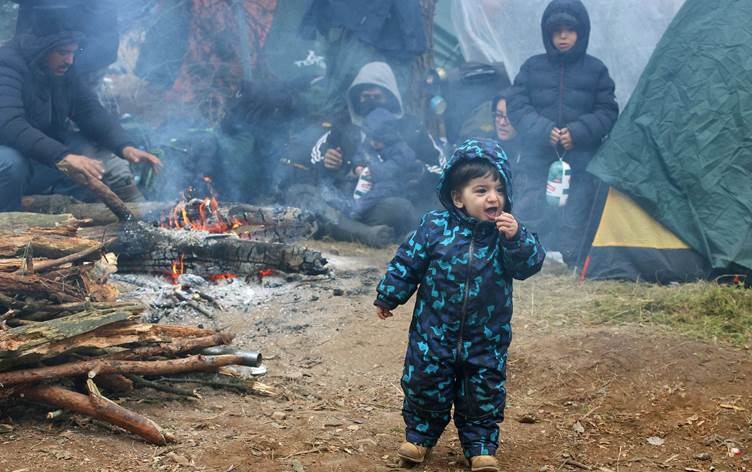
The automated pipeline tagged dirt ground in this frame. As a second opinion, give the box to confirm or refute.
[0,241,750,472]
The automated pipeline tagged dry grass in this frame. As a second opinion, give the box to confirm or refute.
[515,273,752,346]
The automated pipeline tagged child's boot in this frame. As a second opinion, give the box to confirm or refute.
[470,455,499,472]
[397,442,431,465]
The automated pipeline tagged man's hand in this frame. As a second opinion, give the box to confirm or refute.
[323,147,344,169]
[495,212,520,240]
[550,127,562,147]
[376,306,393,320]
[60,153,104,182]
[122,146,163,171]
[559,128,574,151]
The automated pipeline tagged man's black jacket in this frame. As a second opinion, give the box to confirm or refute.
[0,31,132,167]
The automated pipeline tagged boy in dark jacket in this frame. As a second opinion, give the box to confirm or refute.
[375,139,545,471]
[507,0,618,265]
[351,107,425,236]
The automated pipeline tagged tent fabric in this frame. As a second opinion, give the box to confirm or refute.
[588,0,752,272]
[450,0,683,106]
[584,189,710,283]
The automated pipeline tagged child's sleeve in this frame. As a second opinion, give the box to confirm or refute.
[500,224,546,280]
[374,214,433,310]
[565,66,619,148]
[507,60,557,147]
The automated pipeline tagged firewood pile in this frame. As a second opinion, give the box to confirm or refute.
[0,212,268,445]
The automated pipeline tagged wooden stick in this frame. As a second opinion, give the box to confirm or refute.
[19,384,168,445]
[106,332,234,360]
[126,375,199,398]
[0,354,255,386]
[15,238,114,275]
[56,160,135,222]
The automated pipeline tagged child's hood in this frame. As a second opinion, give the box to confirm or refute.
[541,0,590,63]
[438,138,512,225]
[363,107,402,145]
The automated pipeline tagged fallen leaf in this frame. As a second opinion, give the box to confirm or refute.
[572,421,585,434]
[647,436,666,446]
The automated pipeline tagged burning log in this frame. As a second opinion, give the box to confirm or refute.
[22,197,318,242]
[110,222,328,278]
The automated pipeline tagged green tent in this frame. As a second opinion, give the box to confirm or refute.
[588,0,752,274]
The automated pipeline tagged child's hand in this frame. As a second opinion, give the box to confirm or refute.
[550,127,562,147]
[495,212,519,240]
[377,306,394,320]
[560,128,574,150]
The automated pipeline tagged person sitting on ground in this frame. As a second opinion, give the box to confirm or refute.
[351,107,425,238]
[0,28,161,212]
[506,0,618,266]
[374,138,545,472]
[284,61,443,248]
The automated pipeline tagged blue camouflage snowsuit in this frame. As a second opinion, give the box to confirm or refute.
[375,138,546,458]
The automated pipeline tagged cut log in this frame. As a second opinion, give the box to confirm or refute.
[109,221,328,277]
[95,374,135,393]
[0,307,141,364]
[20,384,168,445]
[0,212,81,233]
[14,238,111,275]
[0,232,100,260]
[106,332,235,360]
[0,354,261,386]
[0,271,85,304]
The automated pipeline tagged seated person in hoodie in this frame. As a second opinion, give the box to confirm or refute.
[507,0,618,265]
[282,62,443,247]
[351,108,425,238]
[0,29,161,212]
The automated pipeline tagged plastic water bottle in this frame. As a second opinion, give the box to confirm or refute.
[353,167,373,200]
[546,158,571,207]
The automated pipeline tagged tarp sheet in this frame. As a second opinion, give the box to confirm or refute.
[588,0,752,271]
[451,0,684,106]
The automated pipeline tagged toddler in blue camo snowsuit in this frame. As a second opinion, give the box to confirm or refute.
[374,138,546,470]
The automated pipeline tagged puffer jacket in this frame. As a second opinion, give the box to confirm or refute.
[507,0,618,170]
[375,138,545,419]
[0,31,133,167]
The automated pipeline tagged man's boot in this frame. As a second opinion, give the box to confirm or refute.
[319,207,395,248]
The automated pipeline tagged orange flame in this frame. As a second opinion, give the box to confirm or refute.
[169,255,185,284]
[258,268,273,278]
[209,273,237,283]
[160,176,243,234]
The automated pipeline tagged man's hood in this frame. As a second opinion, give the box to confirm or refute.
[15,31,85,69]
[346,61,403,127]
[541,0,590,64]
[438,138,512,226]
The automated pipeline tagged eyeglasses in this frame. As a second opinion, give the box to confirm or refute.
[494,111,510,123]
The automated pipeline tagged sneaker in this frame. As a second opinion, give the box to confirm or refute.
[397,442,431,465]
[470,455,499,472]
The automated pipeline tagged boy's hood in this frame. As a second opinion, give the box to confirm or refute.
[541,0,590,64]
[362,107,401,145]
[346,61,403,127]
[438,138,512,226]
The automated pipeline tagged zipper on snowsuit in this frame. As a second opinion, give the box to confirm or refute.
[558,64,565,128]
[457,236,475,414]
